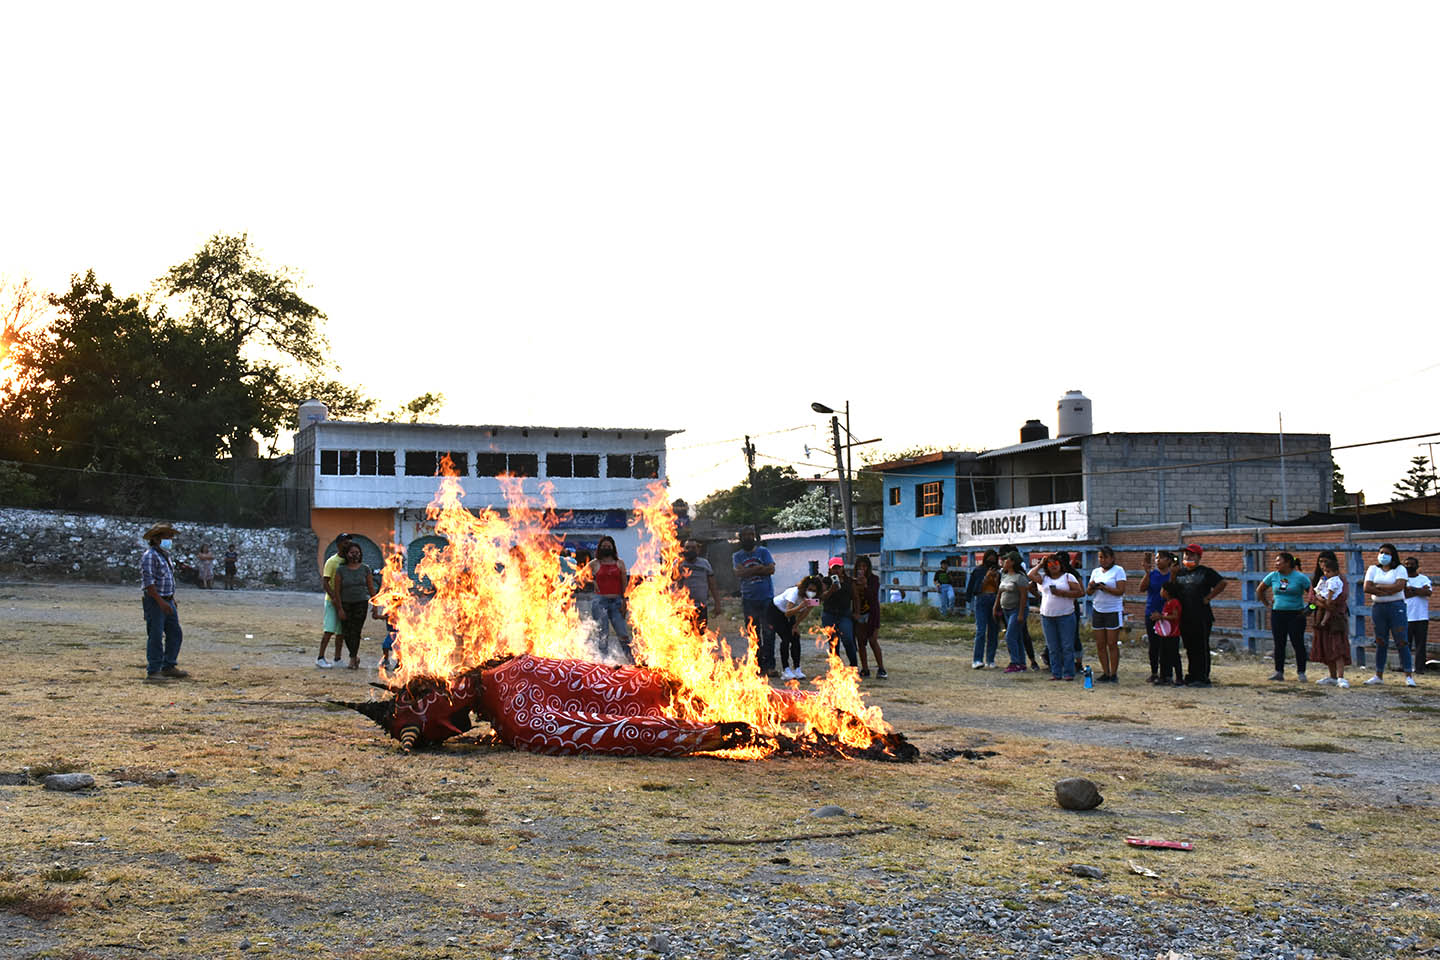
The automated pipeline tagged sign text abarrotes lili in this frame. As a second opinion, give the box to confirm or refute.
[956,500,1088,546]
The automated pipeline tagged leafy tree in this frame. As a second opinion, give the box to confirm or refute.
[384,392,445,423]
[773,487,832,531]
[157,233,375,444]
[696,465,807,530]
[1330,457,1349,507]
[1393,455,1438,500]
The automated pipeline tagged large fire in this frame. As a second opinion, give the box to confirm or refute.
[363,469,912,761]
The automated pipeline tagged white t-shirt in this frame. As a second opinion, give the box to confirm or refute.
[887,588,903,602]
[1314,575,1343,601]
[1406,573,1432,622]
[1089,565,1127,614]
[774,586,819,613]
[1038,573,1079,618]
[1364,564,1408,604]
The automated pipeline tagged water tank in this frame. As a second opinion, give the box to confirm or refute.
[1020,419,1049,443]
[1057,390,1092,437]
[297,399,329,432]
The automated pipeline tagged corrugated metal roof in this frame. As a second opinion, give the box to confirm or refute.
[976,435,1090,459]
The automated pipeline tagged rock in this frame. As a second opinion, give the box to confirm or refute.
[1068,864,1104,879]
[648,933,671,953]
[1054,777,1103,810]
[42,773,95,792]
[239,938,252,951]
[811,804,848,818]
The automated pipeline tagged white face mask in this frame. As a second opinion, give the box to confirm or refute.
[1378,553,1393,566]
[805,590,817,599]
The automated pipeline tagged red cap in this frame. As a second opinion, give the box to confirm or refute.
[828,556,845,569]
[1183,543,1204,557]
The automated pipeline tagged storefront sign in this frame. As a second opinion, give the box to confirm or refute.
[955,500,1088,546]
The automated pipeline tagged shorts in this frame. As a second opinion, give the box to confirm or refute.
[323,595,340,634]
[1092,611,1122,629]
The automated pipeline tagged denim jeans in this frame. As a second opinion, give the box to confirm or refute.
[1372,600,1412,674]
[939,583,955,616]
[821,612,858,666]
[743,596,778,670]
[972,594,998,663]
[1041,614,1076,679]
[1001,607,1025,666]
[142,594,183,674]
[591,595,632,658]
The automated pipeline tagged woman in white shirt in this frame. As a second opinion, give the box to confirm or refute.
[1403,556,1432,677]
[1362,543,1413,686]
[770,575,825,681]
[1086,546,1128,683]
[1029,554,1084,681]
[1307,551,1351,688]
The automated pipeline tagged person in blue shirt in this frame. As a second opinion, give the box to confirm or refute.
[1258,551,1312,682]
[731,526,778,678]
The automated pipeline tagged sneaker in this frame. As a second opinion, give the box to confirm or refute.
[1268,671,1284,681]
[1004,664,1023,673]
[1316,676,1337,686]
[876,669,888,679]
[1405,676,1417,687]
[858,667,870,678]
[972,661,984,669]
[1336,677,1350,688]
[143,673,166,683]
[766,670,781,679]
[792,667,805,679]
[1363,675,1383,685]
[159,666,189,679]
[315,657,333,669]
[1297,672,1307,684]
[986,662,996,669]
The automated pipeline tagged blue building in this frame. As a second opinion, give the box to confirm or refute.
[756,526,883,591]
[871,451,978,604]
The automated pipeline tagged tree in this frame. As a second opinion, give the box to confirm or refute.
[157,233,375,444]
[384,392,445,423]
[773,488,832,531]
[695,465,807,529]
[1393,455,1438,500]
[1330,457,1349,507]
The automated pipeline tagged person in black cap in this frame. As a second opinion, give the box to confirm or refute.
[1169,544,1227,686]
[317,533,354,668]
[141,522,188,682]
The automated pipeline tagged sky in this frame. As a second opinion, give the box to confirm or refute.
[3,1,1437,508]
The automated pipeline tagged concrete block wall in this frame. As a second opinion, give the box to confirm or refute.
[0,508,321,591]
[1084,433,1331,529]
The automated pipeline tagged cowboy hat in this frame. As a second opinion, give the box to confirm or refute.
[143,522,179,541]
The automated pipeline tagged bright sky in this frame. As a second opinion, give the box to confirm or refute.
[3,2,1437,508]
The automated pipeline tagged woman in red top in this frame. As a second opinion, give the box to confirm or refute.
[586,535,633,659]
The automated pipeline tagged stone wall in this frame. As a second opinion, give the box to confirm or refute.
[0,508,321,591]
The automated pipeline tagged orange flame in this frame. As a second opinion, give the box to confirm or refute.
[376,469,893,758]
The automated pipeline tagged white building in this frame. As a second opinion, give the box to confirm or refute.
[293,407,676,572]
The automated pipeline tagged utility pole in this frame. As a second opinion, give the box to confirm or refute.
[830,417,856,564]
[1278,413,1288,521]
[743,435,758,527]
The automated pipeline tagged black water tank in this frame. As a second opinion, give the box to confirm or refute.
[1020,419,1049,443]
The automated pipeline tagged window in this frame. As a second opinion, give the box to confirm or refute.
[320,450,339,475]
[547,453,573,477]
[573,454,600,478]
[916,481,943,518]
[339,450,358,476]
[475,453,508,476]
[323,449,394,476]
[358,450,395,476]
[633,454,659,479]
[607,455,632,478]
[888,487,901,506]
[406,451,437,476]
[507,453,538,477]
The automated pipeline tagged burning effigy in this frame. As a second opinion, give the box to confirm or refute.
[346,469,916,761]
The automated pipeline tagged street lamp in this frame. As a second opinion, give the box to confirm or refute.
[812,400,856,565]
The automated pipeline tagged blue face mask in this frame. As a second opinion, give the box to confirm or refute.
[159,539,173,551]
[1378,553,1393,566]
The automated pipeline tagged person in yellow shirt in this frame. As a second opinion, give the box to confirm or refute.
[316,534,353,668]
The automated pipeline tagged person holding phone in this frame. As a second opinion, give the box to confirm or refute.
[853,556,887,678]
[994,552,1030,672]
[820,557,858,668]
[771,574,826,680]
[1139,550,1175,683]
[1086,546,1128,683]
[1030,554,1083,680]
[1258,551,1312,682]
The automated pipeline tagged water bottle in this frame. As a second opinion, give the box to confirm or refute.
[1083,665,1093,689]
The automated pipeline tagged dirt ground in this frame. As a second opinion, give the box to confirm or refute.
[1,580,1437,959]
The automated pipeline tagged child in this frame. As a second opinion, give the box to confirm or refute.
[1148,581,1184,686]
[1309,554,1350,687]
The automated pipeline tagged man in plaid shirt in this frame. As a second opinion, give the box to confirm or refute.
[141,522,188,681]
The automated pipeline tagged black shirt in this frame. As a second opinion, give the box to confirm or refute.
[823,574,853,617]
[1169,564,1223,627]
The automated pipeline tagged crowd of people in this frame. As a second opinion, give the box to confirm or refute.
[139,522,1433,691]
